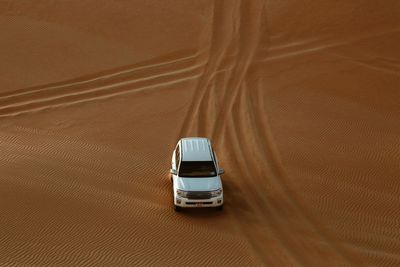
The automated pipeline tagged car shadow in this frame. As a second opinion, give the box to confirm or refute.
[176,207,224,218]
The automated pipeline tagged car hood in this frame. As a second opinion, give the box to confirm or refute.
[177,176,222,191]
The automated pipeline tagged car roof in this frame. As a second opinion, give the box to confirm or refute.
[180,137,213,162]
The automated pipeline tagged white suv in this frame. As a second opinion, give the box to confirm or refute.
[170,137,224,211]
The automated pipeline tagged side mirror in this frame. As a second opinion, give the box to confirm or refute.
[218,168,225,175]
[170,169,177,175]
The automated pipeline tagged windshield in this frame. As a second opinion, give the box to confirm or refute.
[178,161,217,177]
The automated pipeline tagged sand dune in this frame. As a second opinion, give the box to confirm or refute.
[1,0,400,266]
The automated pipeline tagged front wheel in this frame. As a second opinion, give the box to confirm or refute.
[216,204,223,211]
[174,205,182,212]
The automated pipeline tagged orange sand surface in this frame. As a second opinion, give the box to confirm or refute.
[1,1,400,266]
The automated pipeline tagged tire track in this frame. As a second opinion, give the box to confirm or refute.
[209,0,264,140]
[245,75,370,265]
[174,0,367,265]
[0,66,202,117]
[175,0,307,265]
[258,28,400,63]
[208,2,364,263]
[0,49,204,99]
[177,0,240,138]
[0,50,206,117]
[226,86,303,266]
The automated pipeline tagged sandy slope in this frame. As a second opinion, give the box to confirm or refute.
[1,0,400,266]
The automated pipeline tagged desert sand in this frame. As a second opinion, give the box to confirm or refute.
[1,1,400,266]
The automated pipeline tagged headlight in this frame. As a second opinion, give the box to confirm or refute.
[210,189,222,197]
[176,189,187,197]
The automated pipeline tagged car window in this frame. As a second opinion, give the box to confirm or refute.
[178,161,217,177]
[212,149,217,166]
[175,144,180,169]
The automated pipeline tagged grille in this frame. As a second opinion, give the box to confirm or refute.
[186,191,212,199]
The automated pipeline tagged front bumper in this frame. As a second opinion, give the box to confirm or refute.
[174,195,223,208]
